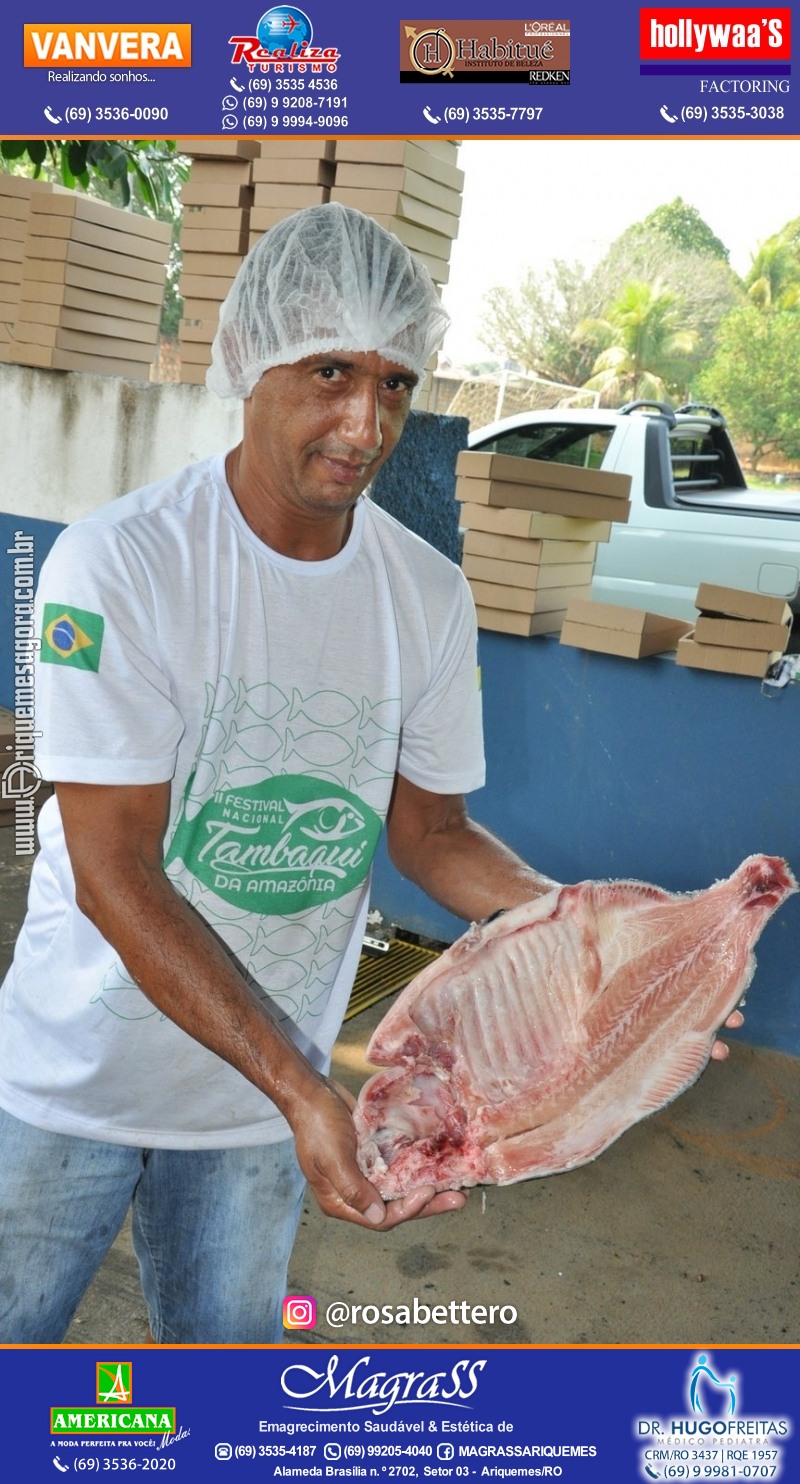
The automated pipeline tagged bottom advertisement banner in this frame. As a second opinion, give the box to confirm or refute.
[0,1344,795,1483]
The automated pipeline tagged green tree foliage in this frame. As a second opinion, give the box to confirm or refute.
[479,201,742,392]
[746,218,800,310]
[479,260,605,387]
[639,197,730,261]
[578,280,698,405]
[695,305,800,469]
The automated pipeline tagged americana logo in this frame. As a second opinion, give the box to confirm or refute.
[41,603,104,672]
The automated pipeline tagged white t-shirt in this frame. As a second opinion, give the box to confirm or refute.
[0,453,484,1148]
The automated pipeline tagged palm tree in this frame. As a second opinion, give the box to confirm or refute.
[577,279,697,404]
[746,228,800,311]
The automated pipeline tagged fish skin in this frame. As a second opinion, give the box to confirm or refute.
[354,855,798,1198]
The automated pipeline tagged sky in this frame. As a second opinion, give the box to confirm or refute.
[440,138,799,366]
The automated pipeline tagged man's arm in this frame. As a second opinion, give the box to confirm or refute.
[386,774,743,1059]
[55,779,465,1228]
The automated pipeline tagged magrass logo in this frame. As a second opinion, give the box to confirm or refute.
[50,1360,176,1436]
[229,6,340,73]
[41,603,104,672]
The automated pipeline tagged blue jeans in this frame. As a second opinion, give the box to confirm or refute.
[0,1107,306,1343]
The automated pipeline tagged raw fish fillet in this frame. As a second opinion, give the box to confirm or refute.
[354,856,797,1197]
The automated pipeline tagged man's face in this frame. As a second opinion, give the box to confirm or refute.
[242,350,418,522]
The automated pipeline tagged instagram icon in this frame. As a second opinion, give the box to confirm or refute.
[283,1295,317,1330]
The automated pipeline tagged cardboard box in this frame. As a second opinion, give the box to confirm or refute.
[186,159,253,186]
[12,322,156,360]
[459,501,613,542]
[179,272,238,300]
[177,138,260,160]
[0,175,52,201]
[180,226,249,255]
[692,615,791,653]
[560,603,693,659]
[329,187,460,239]
[676,636,782,678]
[463,529,597,565]
[463,555,595,589]
[332,163,462,217]
[32,190,172,245]
[467,580,592,615]
[181,181,254,209]
[21,236,167,285]
[456,474,631,524]
[183,204,250,230]
[334,138,459,169]
[0,239,24,263]
[28,209,171,265]
[254,139,336,160]
[365,215,454,259]
[250,157,335,185]
[179,251,244,278]
[14,308,158,344]
[21,262,164,309]
[250,184,331,212]
[178,339,212,366]
[694,583,793,627]
[179,316,220,343]
[5,341,155,379]
[475,606,567,637]
[457,449,631,500]
[179,362,211,385]
[0,218,29,242]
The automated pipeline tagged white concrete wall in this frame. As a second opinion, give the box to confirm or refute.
[1,363,244,525]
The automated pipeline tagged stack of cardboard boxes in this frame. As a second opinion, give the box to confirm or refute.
[329,140,463,288]
[0,175,49,364]
[248,140,334,247]
[174,139,462,388]
[176,139,260,385]
[455,450,631,636]
[560,600,692,659]
[677,584,793,678]
[3,187,171,380]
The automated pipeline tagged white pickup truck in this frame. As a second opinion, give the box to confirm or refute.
[468,402,800,634]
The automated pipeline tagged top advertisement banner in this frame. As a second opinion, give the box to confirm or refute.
[0,0,797,136]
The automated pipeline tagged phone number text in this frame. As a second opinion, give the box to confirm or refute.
[63,106,168,122]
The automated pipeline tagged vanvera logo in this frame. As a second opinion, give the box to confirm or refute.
[23,23,192,66]
[639,8,792,62]
[281,1356,487,1416]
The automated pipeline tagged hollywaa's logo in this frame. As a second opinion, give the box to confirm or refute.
[639,8,792,62]
[229,5,339,73]
[281,1355,487,1417]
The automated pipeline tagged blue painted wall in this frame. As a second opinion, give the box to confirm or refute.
[371,633,800,1060]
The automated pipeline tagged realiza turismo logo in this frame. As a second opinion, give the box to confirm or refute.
[229,6,340,73]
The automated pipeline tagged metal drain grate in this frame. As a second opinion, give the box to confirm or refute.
[344,939,440,1021]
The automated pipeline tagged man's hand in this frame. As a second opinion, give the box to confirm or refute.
[291,1078,466,1229]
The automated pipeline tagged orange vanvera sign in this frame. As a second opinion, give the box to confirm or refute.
[23,23,192,67]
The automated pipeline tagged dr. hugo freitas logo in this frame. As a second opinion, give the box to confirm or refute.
[636,1351,791,1481]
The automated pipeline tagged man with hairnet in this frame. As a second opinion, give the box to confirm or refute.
[0,205,741,1344]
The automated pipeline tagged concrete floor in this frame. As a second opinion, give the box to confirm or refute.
[1,827,798,1347]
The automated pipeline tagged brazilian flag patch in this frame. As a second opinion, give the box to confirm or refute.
[41,603,105,672]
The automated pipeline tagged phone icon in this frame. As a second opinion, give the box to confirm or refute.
[423,105,441,124]
[53,1460,70,1474]
[660,104,678,123]
[44,106,63,124]
[229,76,245,92]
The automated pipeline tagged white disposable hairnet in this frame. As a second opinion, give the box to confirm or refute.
[206,202,449,399]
